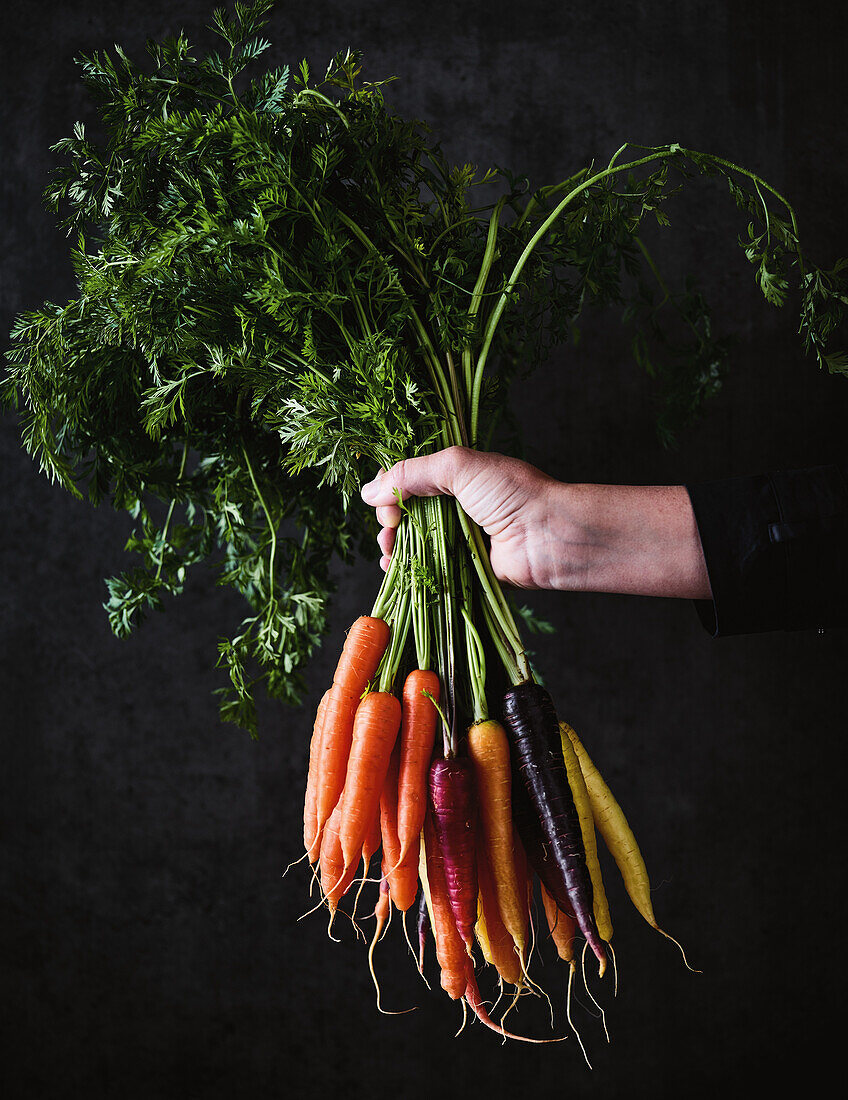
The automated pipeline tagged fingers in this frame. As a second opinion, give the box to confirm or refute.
[362,448,482,569]
[360,447,473,508]
[375,503,402,529]
[377,526,396,557]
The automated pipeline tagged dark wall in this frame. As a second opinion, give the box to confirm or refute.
[2,2,846,1097]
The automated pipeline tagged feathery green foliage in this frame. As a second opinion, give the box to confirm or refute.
[3,0,845,734]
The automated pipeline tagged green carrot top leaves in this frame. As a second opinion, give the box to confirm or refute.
[3,0,846,734]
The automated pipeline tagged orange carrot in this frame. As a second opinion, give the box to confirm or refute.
[380,740,419,911]
[367,876,392,1010]
[332,616,390,696]
[319,800,357,912]
[312,616,391,844]
[362,804,382,867]
[540,882,578,966]
[468,719,527,957]
[397,670,440,859]
[423,812,472,1000]
[303,688,331,862]
[339,691,402,870]
[476,839,522,987]
[512,826,532,936]
[314,682,360,835]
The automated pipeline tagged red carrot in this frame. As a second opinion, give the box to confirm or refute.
[423,812,472,1000]
[428,756,478,954]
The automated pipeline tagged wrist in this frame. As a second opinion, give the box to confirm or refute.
[544,481,712,599]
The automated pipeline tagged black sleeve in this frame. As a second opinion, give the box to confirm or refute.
[685,464,848,636]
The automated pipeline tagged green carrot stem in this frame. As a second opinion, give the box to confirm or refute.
[154,441,189,581]
[423,689,452,760]
[379,583,411,694]
[463,198,505,400]
[453,502,529,681]
[460,603,488,723]
[371,524,404,619]
[470,148,674,441]
[480,596,522,686]
[431,495,457,755]
[410,507,432,670]
[241,443,278,600]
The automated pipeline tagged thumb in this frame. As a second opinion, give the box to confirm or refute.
[360,447,469,506]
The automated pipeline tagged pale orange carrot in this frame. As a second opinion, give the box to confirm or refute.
[540,881,578,966]
[314,682,360,835]
[476,838,522,987]
[468,719,527,957]
[303,688,331,862]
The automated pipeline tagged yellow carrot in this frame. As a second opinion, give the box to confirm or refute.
[565,725,697,970]
[559,721,613,942]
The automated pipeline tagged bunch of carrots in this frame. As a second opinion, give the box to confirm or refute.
[301,598,692,1049]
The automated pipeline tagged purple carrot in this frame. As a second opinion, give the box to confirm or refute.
[510,756,576,919]
[503,682,607,974]
[427,756,478,954]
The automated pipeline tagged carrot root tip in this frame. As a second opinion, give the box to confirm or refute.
[653,923,701,973]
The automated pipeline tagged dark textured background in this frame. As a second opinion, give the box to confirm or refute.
[2,2,847,1097]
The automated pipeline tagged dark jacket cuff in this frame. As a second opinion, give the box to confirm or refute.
[685,465,848,636]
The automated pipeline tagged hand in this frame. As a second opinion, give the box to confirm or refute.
[361,446,562,589]
[360,446,712,599]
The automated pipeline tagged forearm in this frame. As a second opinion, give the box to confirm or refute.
[542,482,712,599]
